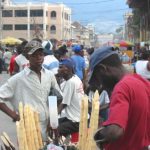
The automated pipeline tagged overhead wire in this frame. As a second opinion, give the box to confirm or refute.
[49,0,116,5]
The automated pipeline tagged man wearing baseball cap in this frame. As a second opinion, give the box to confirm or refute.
[0,40,61,141]
[57,58,84,136]
[89,47,150,150]
[42,40,59,75]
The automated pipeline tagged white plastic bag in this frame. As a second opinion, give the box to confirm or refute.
[48,96,59,129]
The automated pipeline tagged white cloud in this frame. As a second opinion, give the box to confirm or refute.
[90,20,122,33]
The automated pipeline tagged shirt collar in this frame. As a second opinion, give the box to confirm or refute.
[24,66,46,76]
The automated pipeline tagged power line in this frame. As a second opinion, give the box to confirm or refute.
[50,0,116,5]
[72,8,130,15]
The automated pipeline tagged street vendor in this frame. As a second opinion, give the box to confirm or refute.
[0,40,62,141]
[89,47,150,150]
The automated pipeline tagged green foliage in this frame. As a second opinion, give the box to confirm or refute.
[131,8,141,38]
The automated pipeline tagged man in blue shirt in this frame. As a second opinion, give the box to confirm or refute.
[71,45,85,81]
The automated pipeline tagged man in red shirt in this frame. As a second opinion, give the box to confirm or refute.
[89,47,150,150]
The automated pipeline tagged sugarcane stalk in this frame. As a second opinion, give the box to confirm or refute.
[78,98,84,150]
[24,105,32,150]
[34,111,43,149]
[2,132,15,150]
[81,97,88,150]
[30,108,39,150]
[28,106,36,150]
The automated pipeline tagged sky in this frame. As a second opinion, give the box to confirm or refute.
[13,0,131,33]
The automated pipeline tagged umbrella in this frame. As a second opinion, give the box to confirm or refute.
[119,40,133,47]
[0,37,22,45]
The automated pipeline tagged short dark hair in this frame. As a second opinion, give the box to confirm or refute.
[100,53,122,67]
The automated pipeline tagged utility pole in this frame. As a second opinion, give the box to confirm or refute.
[0,0,4,40]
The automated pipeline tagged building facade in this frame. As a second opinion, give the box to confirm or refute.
[1,1,72,41]
[127,0,150,42]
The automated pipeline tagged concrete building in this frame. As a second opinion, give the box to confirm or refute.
[71,21,97,47]
[1,0,72,41]
[97,34,114,46]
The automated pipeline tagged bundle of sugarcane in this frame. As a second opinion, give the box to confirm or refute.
[78,91,100,150]
[0,132,16,150]
[16,102,43,150]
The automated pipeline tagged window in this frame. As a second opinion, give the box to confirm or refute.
[50,25,56,34]
[3,24,13,30]
[2,10,13,17]
[65,13,69,20]
[30,10,43,17]
[30,24,43,30]
[51,11,56,18]
[15,10,27,17]
[15,24,27,30]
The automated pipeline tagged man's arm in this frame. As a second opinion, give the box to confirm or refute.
[58,103,67,115]
[0,103,19,121]
[100,103,109,112]
[13,61,19,75]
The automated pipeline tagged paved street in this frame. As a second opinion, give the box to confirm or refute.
[0,72,18,149]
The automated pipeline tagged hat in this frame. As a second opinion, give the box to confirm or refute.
[59,58,75,72]
[72,45,82,52]
[25,40,44,55]
[58,45,68,54]
[42,40,53,55]
[89,46,116,83]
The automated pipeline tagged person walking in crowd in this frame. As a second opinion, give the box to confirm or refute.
[0,40,62,141]
[13,40,29,74]
[71,45,86,82]
[3,48,12,73]
[89,47,150,150]
[57,58,84,136]
[54,45,68,61]
[135,50,150,80]
[9,48,18,76]
[0,48,3,73]
[42,40,59,75]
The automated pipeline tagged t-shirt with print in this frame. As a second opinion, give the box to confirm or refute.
[103,74,150,150]
[60,75,84,122]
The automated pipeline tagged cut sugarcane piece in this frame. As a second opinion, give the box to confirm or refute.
[2,132,15,150]
[78,96,89,150]
[24,105,32,150]
[28,106,36,150]
[34,111,43,148]
[1,135,12,150]
[16,122,24,150]
[30,110,39,150]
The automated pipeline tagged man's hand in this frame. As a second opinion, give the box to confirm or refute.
[11,111,20,122]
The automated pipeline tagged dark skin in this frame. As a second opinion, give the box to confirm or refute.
[147,61,150,71]
[92,63,128,148]
[0,49,44,122]
[57,65,73,114]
